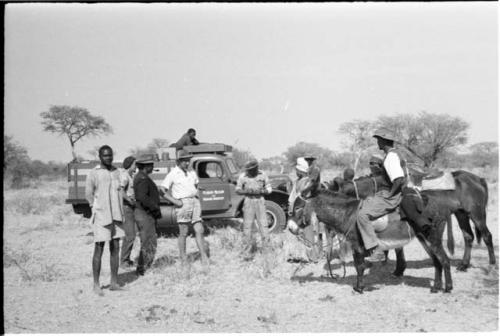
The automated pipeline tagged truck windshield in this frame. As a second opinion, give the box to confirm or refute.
[225,158,238,174]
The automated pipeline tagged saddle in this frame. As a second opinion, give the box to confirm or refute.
[408,166,455,191]
[371,209,400,233]
[371,209,415,251]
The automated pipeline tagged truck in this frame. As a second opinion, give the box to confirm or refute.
[66,144,291,233]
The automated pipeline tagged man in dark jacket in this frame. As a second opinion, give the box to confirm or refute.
[133,154,161,276]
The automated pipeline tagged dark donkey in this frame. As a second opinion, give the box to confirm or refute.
[331,170,495,271]
[287,189,453,293]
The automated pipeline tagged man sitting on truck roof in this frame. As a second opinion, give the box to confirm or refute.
[170,128,200,150]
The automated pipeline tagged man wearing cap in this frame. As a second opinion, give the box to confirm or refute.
[170,128,200,150]
[119,156,137,268]
[134,154,161,276]
[357,129,411,254]
[85,145,124,295]
[288,157,309,214]
[300,155,321,198]
[236,159,273,261]
[160,149,209,266]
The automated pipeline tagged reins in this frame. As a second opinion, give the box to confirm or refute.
[352,180,360,200]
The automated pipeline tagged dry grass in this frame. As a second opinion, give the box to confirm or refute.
[3,173,499,333]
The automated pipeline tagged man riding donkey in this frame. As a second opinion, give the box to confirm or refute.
[357,128,432,258]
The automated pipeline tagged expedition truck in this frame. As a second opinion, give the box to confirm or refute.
[66,144,291,233]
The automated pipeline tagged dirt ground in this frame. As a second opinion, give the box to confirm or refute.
[3,179,499,333]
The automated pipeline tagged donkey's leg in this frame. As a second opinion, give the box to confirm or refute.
[383,250,390,264]
[416,235,443,293]
[353,251,367,294]
[470,205,496,266]
[455,211,474,271]
[433,221,453,292]
[392,247,406,277]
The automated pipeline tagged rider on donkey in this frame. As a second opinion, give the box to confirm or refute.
[357,129,415,256]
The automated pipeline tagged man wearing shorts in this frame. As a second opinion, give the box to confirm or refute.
[85,145,124,296]
[160,149,209,266]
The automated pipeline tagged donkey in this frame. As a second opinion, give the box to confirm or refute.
[287,189,453,294]
[331,170,495,271]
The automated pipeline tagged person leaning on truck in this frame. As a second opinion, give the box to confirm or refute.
[119,155,137,269]
[160,149,210,266]
[85,145,124,296]
[133,154,162,276]
[170,128,200,150]
[236,159,272,261]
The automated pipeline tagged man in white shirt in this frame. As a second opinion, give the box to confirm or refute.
[356,129,407,255]
[160,149,209,266]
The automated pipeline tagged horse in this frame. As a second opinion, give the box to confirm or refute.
[287,189,453,294]
[330,170,495,271]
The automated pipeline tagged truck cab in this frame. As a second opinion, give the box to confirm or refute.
[66,144,291,233]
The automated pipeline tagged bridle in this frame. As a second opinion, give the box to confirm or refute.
[291,193,347,279]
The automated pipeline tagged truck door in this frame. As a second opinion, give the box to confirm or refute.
[196,160,231,212]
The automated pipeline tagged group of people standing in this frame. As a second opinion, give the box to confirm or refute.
[84,127,432,295]
[85,135,209,296]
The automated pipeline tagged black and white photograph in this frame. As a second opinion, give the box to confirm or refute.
[3,2,498,333]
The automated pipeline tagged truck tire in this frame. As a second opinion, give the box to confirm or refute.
[265,200,286,233]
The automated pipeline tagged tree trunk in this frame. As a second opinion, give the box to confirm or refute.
[71,143,78,162]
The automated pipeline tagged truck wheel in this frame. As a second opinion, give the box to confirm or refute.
[265,200,286,233]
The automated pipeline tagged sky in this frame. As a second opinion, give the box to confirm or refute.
[4,2,498,162]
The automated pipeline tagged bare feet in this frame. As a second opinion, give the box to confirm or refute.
[93,284,104,296]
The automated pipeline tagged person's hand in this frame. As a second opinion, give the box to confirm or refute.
[173,199,183,208]
[246,189,258,195]
[152,208,162,219]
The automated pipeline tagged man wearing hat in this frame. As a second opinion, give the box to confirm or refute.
[357,129,409,255]
[288,157,309,214]
[300,155,321,198]
[160,149,209,266]
[236,159,273,261]
[119,156,137,268]
[134,154,161,276]
[85,145,124,295]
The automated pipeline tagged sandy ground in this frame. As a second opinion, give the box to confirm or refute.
[3,179,499,333]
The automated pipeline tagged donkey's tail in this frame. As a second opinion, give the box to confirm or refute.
[446,216,455,255]
[475,177,489,244]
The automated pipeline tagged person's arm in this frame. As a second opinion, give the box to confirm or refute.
[260,174,272,195]
[384,152,406,197]
[235,174,256,196]
[85,171,96,208]
[162,189,183,207]
[135,178,160,212]
[388,177,405,198]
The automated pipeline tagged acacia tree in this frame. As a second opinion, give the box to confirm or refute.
[338,120,377,171]
[376,112,469,168]
[40,105,112,162]
[4,135,33,188]
[468,142,498,168]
